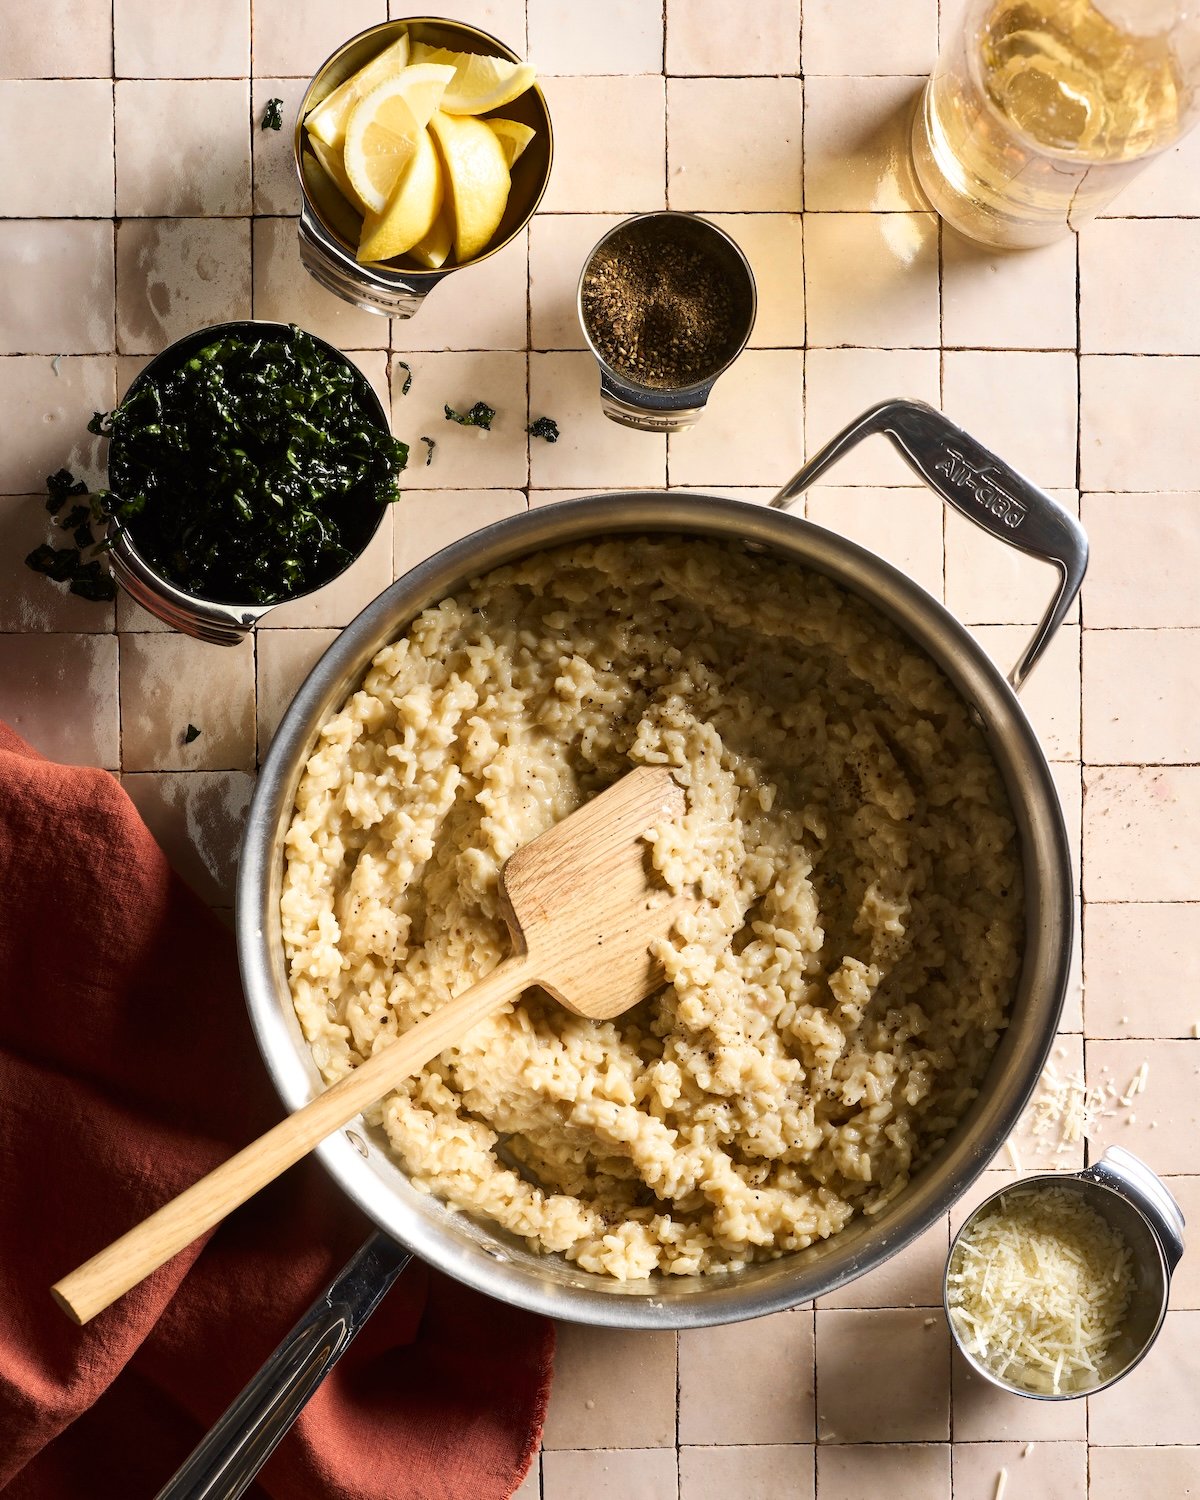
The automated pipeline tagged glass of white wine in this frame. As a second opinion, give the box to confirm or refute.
[912,0,1200,248]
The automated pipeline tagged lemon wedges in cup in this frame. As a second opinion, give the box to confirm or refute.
[303,27,538,268]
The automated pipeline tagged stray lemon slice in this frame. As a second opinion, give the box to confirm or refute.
[427,109,511,261]
[487,118,535,167]
[409,207,454,270]
[305,33,410,151]
[308,136,368,215]
[343,65,455,214]
[358,128,444,263]
[410,43,536,116]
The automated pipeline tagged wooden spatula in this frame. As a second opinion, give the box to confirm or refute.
[52,766,686,1325]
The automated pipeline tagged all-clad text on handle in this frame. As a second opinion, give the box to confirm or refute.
[771,398,1088,692]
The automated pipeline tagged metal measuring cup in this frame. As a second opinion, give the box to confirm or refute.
[294,18,552,320]
[577,211,756,432]
[945,1146,1185,1400]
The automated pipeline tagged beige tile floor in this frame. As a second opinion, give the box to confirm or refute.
[2,2,1200,1496]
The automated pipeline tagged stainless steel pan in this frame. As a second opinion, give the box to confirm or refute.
[237,397,1085,1333]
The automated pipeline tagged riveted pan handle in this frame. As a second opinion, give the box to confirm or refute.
[771,398,1088,692]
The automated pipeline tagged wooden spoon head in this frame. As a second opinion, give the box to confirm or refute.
[499,765,687,1021]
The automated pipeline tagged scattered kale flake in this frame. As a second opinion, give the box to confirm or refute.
[184,724,202,744]
[396,360,413,396]
[527,416,560,443]
[45,468,87,514]
[261,97,284,131]
[25,543,80,582]
[419,435,436,466]
[69,562,116,602]
[444,401,495,431]
[95,324,408,605]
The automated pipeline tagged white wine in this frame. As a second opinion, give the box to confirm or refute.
[912,0,1199,247]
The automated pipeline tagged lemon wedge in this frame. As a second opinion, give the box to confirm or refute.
[410,43,537,116]
[487,118,535,167]
[427,110,511,261]
[409,208,454,270]
[308,136,368,214]
[357,128,444,263]
[305,33,410,151]
[343,65,455,214]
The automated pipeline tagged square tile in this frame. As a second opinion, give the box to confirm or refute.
[114,0,249,77]
[1087,1041,1200,1172]
[0,496,116,632]
[942,230,1078,350]
[260,508,393,628]
[668,78,802,212]
[400,230,528,352]
[1084,629,1200,765]
[817,1444,949,1500]
[803,76,926,212]
[392,351,529,490]
[666,0,801,76]
[251,0,386,79]
[951,1346,1088,1441]
[679,1308,813,1445]
[529,0,662,74]
[945,490,1079,627]
[804,349,941,483]
[1089,1311,1200,1445]
[0,355,114,495]
[116,219,251,355]
[0,220,114,355]
[942,351,1079,490]
[1081,357,1200,492]
[0,635,118,768]
[816,1308,950,1443]
[1081,493,1200,629]
[805,486,943,601]
[5,0,113,77]
[1084,904,1200,1040]
[666,349,805,488]
[542,1449,677,1500]
[1088,1447,1200,1500]
[393,489,527,574]
[802,0,938,75]
[817,1212,948,1309]
[252,77,310,216]
[1084,766,1200,903]
[952,1441,1085,1500]
[252,216,389,350]
[706,215,805,349]
[975,623,1079,761]
[122,771,253,905]
[1082,220,1200,355]
[679,1445,812,1500]
[116,80,251,217]
[0,81,114,216]
[540,76,665,212]
[804,213,939,349]
[256,628,339,761]
[120,633,255,773]
[528,351,665,489]
[530,213,624,350]
[543,1323,676,1449]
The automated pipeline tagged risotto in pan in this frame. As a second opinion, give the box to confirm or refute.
[281,537,1022,1279]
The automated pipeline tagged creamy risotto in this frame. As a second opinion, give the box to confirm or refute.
[281,537,1022,1279]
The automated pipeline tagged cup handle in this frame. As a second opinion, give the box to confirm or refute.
[770,398,1088,692]
[1080,1145,1186,1273]
[296,212,439,320]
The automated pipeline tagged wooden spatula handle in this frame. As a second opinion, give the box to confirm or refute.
[51,952,534,1326]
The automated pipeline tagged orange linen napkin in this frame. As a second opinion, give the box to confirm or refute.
[0,724,553,1500]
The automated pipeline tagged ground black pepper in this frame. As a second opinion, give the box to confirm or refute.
[580,218,748,390]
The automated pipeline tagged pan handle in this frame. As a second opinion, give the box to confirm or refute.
[770,398,1088,692]
[154,1231,413,1500]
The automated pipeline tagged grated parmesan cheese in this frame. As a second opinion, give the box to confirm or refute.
[947,1185,1135,1396]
